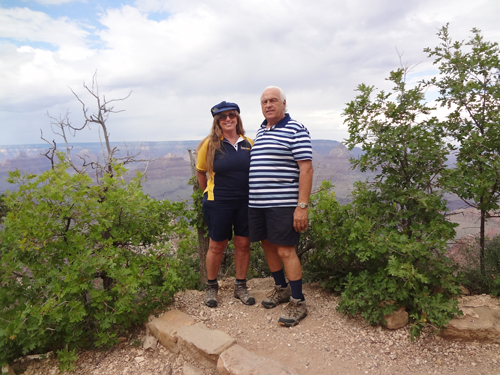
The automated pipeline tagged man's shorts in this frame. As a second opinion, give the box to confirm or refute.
[202,195,249,241]
[248,207,300,246]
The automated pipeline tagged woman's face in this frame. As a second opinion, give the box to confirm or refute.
[218,110,238,134]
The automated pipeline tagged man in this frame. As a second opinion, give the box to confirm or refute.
[248,86,313,327]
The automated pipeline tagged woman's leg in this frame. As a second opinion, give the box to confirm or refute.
[206,239,228,280]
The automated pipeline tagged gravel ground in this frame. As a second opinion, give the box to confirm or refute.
[11,277,500,375]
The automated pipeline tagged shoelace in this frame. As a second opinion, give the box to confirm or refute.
[235,284,248,293]
[265,287,278,299]
[206,285,218,296]
[284,300,298,316]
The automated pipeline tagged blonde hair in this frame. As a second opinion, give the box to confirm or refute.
[197,112,246,177]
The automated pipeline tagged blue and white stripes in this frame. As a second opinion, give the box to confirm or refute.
[249,114,312,208]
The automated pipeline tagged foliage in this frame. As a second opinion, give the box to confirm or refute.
[302,181,355,289]
[0,193,7,221]
[424,24,500,275]
[56,347,79,373]
[455,235,500,296]
[325,67,462,339]
[0,158,197,368]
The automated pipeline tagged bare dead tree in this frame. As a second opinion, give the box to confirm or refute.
[41,72,151,183]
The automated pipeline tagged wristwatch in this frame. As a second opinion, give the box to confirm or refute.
[297,202,308,209]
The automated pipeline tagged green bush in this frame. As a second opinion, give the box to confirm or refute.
[302,181,357,290]
[457,235,500,296]
[304,67,463,340]
[0,160,197,368]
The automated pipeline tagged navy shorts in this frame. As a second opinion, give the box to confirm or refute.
[248,207,300,246]
[202,195,249,241]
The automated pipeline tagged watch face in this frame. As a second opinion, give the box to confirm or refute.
[298,203,307,208]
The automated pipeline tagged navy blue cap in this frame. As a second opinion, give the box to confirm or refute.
[211,101,240,117]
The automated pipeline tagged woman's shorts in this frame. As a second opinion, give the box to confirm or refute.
[248,206,300,246]
[202,195,249,242]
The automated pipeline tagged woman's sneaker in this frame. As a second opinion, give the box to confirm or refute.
[278,297,308,327]
[205,281,218,307]
[234,281,255,305]
[261,284,291,309]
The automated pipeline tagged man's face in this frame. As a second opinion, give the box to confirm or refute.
[261,88,286,126]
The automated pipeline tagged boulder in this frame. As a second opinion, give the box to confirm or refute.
[383,306,409,330]
[442,306,500,342]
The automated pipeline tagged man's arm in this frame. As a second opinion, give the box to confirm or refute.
[293,159,313,233]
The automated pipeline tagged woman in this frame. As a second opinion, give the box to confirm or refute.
[196,101,254,307]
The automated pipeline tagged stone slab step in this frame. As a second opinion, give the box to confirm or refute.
[217,344,301,375]
[176,322,236,369]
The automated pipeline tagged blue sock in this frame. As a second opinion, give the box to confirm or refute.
[271,269,287,288]
[289,279,304,301]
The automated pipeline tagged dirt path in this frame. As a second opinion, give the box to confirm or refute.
[13,278,500,375]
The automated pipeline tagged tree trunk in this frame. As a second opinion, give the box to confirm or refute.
[188,148,209,284]
[480,206,486,276]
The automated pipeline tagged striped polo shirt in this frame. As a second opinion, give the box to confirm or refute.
[249,114,312,208]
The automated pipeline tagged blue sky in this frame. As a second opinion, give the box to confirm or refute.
[1,0,500,146]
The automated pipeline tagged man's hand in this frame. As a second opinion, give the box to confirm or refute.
[293,206,308,233]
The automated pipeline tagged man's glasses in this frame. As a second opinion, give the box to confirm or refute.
[218,113,237,121]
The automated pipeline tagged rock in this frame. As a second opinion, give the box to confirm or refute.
[146,309,195,353]
[459,294,500,310]
[162,363,173,375]
[142,335,158,350]
[457,307,480,319]
[441,306,500,342]
[134,356,145,364]
[383,306,409,330]
[1,364,15,375]
[460,285,470,295]
[176,322,236,369]
[217,344,301,375]
[182,362,204,375]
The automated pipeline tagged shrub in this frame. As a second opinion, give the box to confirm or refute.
[456,235,500,296]
[0,160,196,367]
[306,67,463,339]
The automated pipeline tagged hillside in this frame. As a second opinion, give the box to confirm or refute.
[0,140,361,202]
[0,140,488,241]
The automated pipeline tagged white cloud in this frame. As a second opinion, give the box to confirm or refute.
[1,0,500,145]
[32,0,84,5]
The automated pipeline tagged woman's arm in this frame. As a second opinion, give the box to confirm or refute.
[196,170,208,192]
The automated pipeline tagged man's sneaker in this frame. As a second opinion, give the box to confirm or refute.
[205,282,218,307]
[234,281,255,305]
[278,297,308,327]
[261,284,291,309]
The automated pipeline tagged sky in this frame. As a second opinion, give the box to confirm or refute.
[1,0,500,146]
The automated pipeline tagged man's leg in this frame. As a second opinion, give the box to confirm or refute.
[261,239,283,272]
[233,235,250,280]
[276,245,302,283]
[276,245,307,327]
[261,240,292,308]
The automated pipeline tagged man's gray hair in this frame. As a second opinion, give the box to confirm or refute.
[262,86,288,112]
